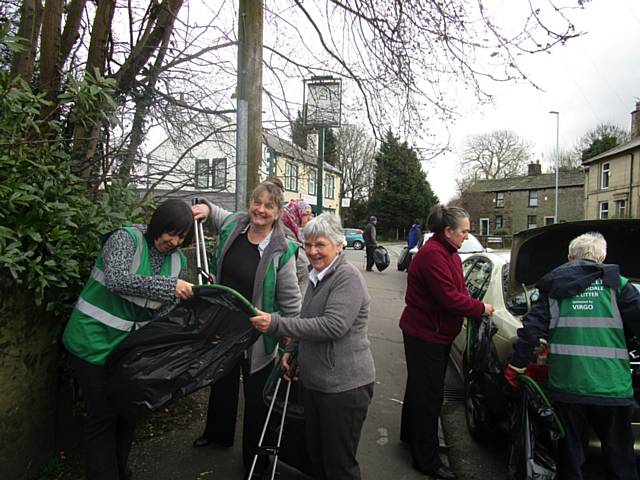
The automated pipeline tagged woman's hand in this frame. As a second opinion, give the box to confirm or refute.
[483,303,495,316]
[191,203,210,221]
[175,279,194,300]
[250,309,272,333]
[281,352,300,382]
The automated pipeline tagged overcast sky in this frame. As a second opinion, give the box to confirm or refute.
[426,0,640,203]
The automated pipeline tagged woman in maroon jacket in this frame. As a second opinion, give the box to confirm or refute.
[399,205,494,480]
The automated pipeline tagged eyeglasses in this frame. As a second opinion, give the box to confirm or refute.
[304,241,330,250]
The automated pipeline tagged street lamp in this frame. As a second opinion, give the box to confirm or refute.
[549,111,560,223]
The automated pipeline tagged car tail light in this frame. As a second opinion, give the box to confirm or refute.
[357,229,363,234]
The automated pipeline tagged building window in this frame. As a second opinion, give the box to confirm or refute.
[194,158,227,190]
[495,215,503,230]
[285,162,298,191]
[601,163,610,189]
[599,201,609,219]
[544,216,556,226]
[308,168,317,195]
[615,199,627,217]
[528,191,538,207]
[527,215,537,229]
[495,192,504,208]
[324,173,335,199]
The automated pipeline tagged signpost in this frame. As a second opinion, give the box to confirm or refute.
[303,76,342,214]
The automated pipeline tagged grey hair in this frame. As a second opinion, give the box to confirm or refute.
[568,232,607,263]
[303,213,346,247]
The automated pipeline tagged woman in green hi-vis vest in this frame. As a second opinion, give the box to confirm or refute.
[62,199,195,480]
[191,180,303,478]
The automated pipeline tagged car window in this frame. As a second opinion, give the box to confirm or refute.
[462,257,478,279]
[465,258,492,300]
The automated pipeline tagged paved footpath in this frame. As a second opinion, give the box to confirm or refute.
[128,245,448,480]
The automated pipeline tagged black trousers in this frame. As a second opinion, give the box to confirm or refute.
[554,402,638,480]
[303,383,373,480]
[202,358,273,471]
[400,333,450,472]
[365,246,376,271]
[68,353,136,480]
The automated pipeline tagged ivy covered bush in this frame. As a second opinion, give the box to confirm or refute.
[0,72,147,316]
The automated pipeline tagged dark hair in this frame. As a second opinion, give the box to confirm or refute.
[427,204,469,234]
[251,181,284,214]
[145,199,194,246]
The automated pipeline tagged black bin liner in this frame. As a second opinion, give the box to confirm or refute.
[397,246,411,271]
[508,375,564,480]
[262,360,312,475]
[373,246,390,272]
[106,284,260,416]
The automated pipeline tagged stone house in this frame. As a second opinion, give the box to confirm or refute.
[461,162,584,236]
[582,102,640,219]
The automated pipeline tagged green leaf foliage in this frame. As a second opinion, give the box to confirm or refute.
[0,71,148,316]
[368,130,438,237]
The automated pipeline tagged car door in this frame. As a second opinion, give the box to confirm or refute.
[451,256,494,370]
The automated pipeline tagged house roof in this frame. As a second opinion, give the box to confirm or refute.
[581,136,640,165]
[262,131,341,174]
[470,170,584,193]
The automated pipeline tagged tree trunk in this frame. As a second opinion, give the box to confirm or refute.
[10,0,43,82]
[39,0,63,122]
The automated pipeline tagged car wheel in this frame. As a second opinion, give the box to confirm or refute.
[352,240,364,250]
[464,367,494,442]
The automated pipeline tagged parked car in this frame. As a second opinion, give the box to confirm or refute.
[450,219,640,453]
[343,228,365,250]
[408,232,486,263]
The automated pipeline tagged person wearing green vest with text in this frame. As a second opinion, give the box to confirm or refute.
[506,232,640,480]
[191,180,303,479]
[63,199,195,480]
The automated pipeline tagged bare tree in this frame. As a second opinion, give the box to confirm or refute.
[461,129,533,180]
[334,124,377,202]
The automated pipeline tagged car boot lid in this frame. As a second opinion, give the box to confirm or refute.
[509,219,640,295]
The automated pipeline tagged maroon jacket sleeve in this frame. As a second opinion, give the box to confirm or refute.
[417,248,485,318]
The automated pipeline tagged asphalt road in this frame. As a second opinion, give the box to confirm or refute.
[123,244,610,479]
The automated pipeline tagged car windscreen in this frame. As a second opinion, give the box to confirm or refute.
[459,234,485,254]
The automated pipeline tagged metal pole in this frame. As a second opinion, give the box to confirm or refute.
[549,111,560,223]
[316,127,325,214]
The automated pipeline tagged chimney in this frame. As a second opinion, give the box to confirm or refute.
[631,101,640,139]
[527,161,542,176]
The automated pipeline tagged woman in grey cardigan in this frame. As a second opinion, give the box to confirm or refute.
[251,213,376,480]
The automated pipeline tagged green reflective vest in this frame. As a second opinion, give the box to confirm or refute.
[213,217,298,354]
[547,277,632,399]
[63,226,185,365]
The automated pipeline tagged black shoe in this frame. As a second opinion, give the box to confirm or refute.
[425,465,456,479]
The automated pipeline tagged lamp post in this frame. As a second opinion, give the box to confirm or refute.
[549,110,560,223]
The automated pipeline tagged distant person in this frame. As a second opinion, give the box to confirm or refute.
[407,219,422,250]
[363,215,378,272]
[399,204,494,480]
[505,232,640,480]
[62,199,195,480]
[250,213,375,480]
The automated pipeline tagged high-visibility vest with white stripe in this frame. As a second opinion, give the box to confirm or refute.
[547,277,632,399]
[63,226,185,366]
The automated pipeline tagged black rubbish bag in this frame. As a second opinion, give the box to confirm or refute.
[262,357,312,475]
[397,246,412,271]
[466,315,509,424]
[373,246,390,272]
[106,284,260,416]
[507,375,564,480]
